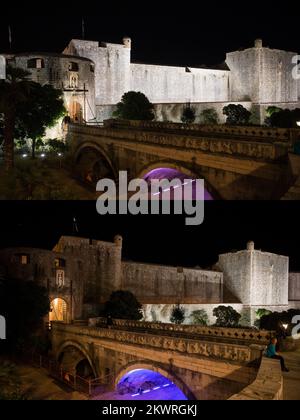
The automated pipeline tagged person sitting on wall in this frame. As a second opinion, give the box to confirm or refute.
[265,337,289,372]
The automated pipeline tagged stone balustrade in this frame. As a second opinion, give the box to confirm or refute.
[68,123,288,162]
[88,317,273,345]
[229,357,283,400]
[52,322,261,364]
[102,119,297,144]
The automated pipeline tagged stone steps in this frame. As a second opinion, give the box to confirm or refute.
[281,176,300,200]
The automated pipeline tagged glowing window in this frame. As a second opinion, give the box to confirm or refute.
[27,58,45,69]
[15,254,30,265]
[55,258,66,268]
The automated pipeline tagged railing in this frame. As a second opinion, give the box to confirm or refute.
[89,317,274,344]
[28,353,111,397]
[102,119,298,143]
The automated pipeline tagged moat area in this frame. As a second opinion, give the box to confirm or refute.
[4,347,300,400]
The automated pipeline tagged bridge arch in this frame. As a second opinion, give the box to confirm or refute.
[115,361,195,400]
[137,161,218,200]
[56,340,98,378]
[74,142,117,184]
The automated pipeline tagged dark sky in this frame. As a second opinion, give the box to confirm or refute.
[0,201,299,271]
[0,11,299,67]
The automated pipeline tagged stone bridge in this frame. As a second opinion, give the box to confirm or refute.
[51,320,273,400]
[67,120,300,200]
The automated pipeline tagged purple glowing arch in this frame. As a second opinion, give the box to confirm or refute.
[117,368,188,400]
[143,168,214,200]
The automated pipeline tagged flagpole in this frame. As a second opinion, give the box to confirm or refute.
[8,25,12,52]
[82,18,85,40]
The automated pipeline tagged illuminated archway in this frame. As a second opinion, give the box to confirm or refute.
[141,166,215,200]
[115,364,193,400]
[49,298,67,322]
[69,101,83,123]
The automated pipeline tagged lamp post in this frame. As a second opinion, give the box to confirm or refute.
[282,323,289,340]
[58,153,63,169]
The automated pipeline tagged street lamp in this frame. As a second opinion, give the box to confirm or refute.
[58,153,63,169]
[282,323,289,330]
[297,121,300,127]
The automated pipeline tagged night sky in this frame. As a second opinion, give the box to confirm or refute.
[0,201,299,271]
[0,10,299,67]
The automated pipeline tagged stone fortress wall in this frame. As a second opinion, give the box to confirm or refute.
[0,236,300,326]
[63,37,300,125]
[121,261,223,304]
[3,38,299,128]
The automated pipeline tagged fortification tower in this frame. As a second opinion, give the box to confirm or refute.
[63,38,131,108]
[226,39,298,103]
[218,241,289,308]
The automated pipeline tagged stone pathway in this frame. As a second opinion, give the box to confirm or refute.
[16,364,87,400]
[282,348,300,400]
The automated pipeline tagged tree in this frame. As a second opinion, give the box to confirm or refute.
[113,91,155,121]
[260,309,300,335]
[223,104,252,126]
[0,66,33,170]
[189,309,209,326]
[170,304,185,325]
[46,139,68,154]
[104,291,143,320]
[0,277,49,354]
[264,106,282,126]
[213,306,241,328]
[268,108,300,128]
[254,308,272,328]
[181,105,196,124]
[14,84,66,158]
[200,108,219,125]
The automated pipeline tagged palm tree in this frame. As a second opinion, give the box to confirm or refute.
[0,66,32,170]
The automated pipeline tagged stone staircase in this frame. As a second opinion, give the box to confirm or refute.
[281,154,300,200]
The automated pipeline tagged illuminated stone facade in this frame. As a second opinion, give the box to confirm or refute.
[63,38,300,124]
[2,38,299,130]
[0,236,299,326]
